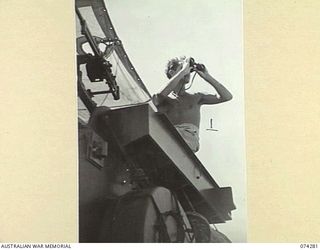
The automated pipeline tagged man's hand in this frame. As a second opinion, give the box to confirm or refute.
[180,57,193,76]
[195,64,209,79]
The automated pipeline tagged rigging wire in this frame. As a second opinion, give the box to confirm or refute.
[99,93,109,106]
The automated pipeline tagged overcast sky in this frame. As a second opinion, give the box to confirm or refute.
[105,0,246,242]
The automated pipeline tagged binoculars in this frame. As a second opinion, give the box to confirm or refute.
[189,57,205,72]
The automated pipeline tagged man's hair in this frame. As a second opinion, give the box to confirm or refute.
[165,56,186,79]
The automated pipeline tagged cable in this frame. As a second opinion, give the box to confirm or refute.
[185,72,197,91]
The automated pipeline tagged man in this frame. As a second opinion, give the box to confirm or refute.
[153,57,232,152]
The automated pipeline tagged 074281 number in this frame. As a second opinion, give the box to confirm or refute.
[300,244,318,248]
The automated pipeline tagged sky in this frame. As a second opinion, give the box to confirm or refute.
[105,0,246,242]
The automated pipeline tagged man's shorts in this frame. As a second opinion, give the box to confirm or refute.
[174,123,200,153]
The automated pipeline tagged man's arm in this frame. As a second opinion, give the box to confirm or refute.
[196,67,233,105]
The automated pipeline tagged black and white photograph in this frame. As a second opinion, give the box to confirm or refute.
[76,0,246,243]
[2,0,320,245]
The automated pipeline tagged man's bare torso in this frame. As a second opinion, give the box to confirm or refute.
[156,92,202,128]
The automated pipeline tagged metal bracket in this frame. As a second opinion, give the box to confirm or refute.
[86,131,108,169]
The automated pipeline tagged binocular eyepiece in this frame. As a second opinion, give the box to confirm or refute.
[189,57,205,72]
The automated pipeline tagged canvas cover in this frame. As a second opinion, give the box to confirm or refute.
[76,0,151,122]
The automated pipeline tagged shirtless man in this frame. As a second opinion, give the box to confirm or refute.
[153,57,233,152]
